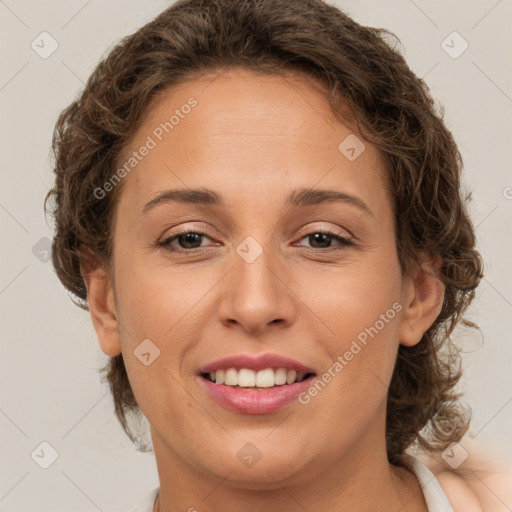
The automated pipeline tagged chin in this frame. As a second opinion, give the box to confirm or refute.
[200,440,313,488]
[212,463,306,491]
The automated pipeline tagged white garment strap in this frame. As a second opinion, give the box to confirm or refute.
[404,454,455,512]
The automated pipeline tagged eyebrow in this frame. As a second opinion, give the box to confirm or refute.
[142,187,375,218]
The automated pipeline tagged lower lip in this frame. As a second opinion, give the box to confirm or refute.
[197,375,316,414]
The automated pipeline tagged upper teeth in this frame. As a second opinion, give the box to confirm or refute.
[208,368,308,387]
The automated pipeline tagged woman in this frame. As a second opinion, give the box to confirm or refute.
[45,0,511,510]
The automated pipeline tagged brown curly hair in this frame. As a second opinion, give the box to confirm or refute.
[44,0,484,467]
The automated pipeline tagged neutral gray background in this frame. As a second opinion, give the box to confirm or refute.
[0,1,511,511]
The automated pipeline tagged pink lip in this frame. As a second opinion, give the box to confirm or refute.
[198,374,316,414]
[198,353,315,374]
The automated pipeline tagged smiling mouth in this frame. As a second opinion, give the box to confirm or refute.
[198,367,318,414]
[200,368,316,389]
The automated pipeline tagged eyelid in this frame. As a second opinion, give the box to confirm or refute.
[156,223,356,253]
[155,226,219,253]
[296,223,353,241]
[160,222,353,240]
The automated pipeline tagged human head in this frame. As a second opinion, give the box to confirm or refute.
[45,0,483,469]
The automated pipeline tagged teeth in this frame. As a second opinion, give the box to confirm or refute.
[274,368,287,385]
[286,370,297,384]
[225,368,238,386]
[207,367,309,387]
[214,370,224,384]
[238,368,255,387]
[256,368,275,388]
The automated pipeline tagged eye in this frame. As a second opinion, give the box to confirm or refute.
[295,230,354,251]
[157,230,214,251]
[156,228,354,253]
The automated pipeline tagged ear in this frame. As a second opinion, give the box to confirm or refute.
[398,252,445,347]
[80,250,122,357]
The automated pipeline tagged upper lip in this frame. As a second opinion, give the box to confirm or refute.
[198,353,316,374]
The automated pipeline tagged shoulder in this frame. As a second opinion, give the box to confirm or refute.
[413,443,512,512]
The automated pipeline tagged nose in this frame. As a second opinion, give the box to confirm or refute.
[216,241,297,337]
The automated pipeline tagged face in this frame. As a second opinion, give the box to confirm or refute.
[86,68,442,489]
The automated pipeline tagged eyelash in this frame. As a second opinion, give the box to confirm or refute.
[156,229,354,253]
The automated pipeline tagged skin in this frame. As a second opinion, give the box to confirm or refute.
[417,448,512,511]
[82,68,449,512]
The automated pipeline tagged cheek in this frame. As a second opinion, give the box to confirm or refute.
[293,249,403,411]
[296,268,402,437]
[113,249,207,343]
[112,254,203,426]
[294,250,402,346]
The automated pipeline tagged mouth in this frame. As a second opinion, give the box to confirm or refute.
[200,368,316,389]
[197,367,317,414]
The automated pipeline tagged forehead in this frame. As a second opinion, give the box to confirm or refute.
[115,68,390,218]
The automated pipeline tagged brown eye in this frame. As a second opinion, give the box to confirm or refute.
[158,231,213,252]
[297,230,354,250]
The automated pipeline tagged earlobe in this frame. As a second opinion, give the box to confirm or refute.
[80,253,122,357]
[398,253,445,347]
